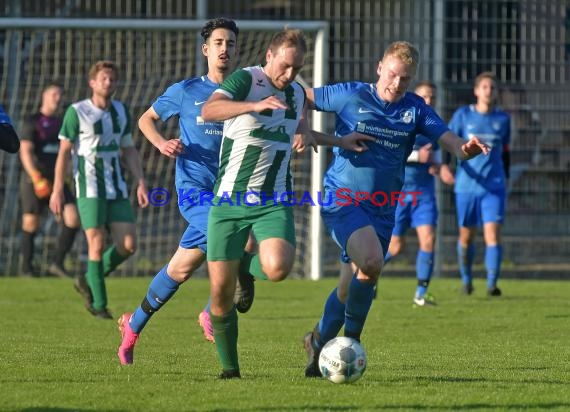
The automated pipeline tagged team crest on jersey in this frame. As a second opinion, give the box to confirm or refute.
[401,110,414,124]
[356,122,366,133]
[492,121,501,131]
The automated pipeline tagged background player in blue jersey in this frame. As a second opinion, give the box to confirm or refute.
[302,41,490,377]
[0,104,20,153]
[448,71,511,296]
[384,81,454,307]
[117,18,257,364]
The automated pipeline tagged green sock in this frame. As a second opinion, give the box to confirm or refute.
[242,253,268,280]
[102,246,129,277]
[86,260,106,310]
[210,307,239,372]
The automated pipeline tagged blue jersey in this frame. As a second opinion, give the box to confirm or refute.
[313,82,449,215]
[0,105,12,125]
[448,105,510,194]
[402,134,440,194]
[152,76,223,192]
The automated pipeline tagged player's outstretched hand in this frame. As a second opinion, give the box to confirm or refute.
[462,136,490,157]
[339,132,374,152]
[159,138,183,158]
[137,181,149,208]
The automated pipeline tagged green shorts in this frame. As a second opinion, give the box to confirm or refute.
[77,198,135,229]
[207,203,296,261]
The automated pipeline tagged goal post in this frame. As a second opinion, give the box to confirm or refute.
[0,18,329,279]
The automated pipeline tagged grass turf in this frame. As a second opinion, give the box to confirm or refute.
[0,276,569,411]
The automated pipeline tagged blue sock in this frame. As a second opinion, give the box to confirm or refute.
[203,299,211,313]
[315,288,346,348]
[344,276,375,341]
[130,265,180,333]
[416,250,434,297]
[485,245,502,289]
[457,242,475,286]
[384,251,393,265]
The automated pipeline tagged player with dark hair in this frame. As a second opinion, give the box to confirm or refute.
[50,60,149,319]
[0,105,20,153]
[383,81,454,306]
[19,82,80,278]
[448,71,511,296]
[116,17,258,365]
[302,41,489,377]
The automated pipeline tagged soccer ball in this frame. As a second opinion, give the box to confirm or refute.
[318,336,367,384]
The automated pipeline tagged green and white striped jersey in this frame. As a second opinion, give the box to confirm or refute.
[59,99,133,199]
[213,65,306,199]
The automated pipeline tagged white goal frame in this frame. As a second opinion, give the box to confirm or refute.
[0,18,329,280]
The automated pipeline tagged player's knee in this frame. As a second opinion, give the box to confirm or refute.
[168,268,191,283]
[265,268,290,282]
[64,213,81,229]
[420,234,435,251]
[258,250,294,282]
[167,261,200,283]
[118,238,137,256]
[358,257,382,279]
[263,260,293,282]
[22,214,39,233]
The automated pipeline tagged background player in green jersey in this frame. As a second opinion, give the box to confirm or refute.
[50,60,149,319]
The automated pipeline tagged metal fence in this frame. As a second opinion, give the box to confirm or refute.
[1,0,568,278]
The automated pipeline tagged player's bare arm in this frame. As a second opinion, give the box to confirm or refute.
[292,112,318,153]
[304,87,317,110]
[121,146,149,208]
[138,107,183,159]
[201,93,287,121]
[312,131,373,153]
[19,140,41,180]
[49,139,73,216]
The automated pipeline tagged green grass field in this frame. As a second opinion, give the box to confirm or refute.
[1,276,569,411]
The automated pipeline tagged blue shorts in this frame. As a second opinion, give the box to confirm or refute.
[178,192,210,253]
[455,190,506,227]
[321,203,393,264]
[392,191,438,236]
